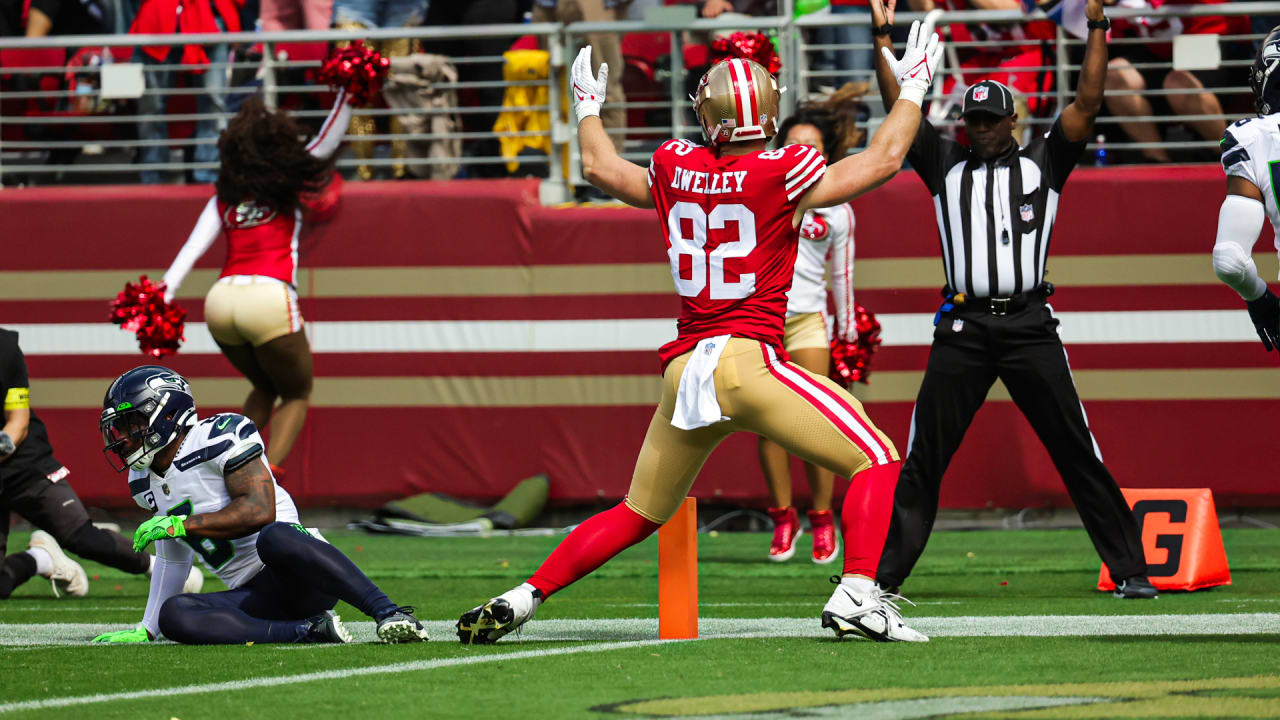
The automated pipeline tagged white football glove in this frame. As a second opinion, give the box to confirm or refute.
[571,45,608,124]
[880,20,943,108]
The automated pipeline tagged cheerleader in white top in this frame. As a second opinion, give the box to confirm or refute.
[764,100,862,565]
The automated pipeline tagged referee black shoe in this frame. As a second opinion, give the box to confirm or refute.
[1113,575,1159,599]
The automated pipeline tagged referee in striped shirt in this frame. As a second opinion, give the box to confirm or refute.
[867,0,1156,599]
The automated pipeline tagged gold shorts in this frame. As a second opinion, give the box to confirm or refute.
[783,311,830,353]
[204,276,303,347]
[626,338,899,523]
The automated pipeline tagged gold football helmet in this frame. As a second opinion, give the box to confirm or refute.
[693,58,780,147]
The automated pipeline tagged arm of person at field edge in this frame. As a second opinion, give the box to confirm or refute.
[1059,0,1109,142]
[1213,176,1268,300]
[0,342,33,461]
[305,87,354,160]
[24,7,52,36]
[830,209,857,342]
[161,197,222,303]
[139,538,195,640]
[579,116,655,209]
[181,459,277,539]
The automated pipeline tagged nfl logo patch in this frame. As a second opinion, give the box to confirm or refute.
[1020,203,1034,222]
[973,86,989,102]
[952,319,964,333]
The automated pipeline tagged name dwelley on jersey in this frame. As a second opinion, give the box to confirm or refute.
[669,167,748,195]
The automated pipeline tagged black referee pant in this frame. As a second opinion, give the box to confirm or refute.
[875,296,1148,588]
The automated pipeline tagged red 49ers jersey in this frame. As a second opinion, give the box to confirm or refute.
[215,200,303,286]
[647,139,827,369]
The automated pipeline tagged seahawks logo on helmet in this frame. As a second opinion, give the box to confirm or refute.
[1251,28,1280,116]
[101,365,198,473]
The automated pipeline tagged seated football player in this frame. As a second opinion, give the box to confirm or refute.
[91,365,428,645]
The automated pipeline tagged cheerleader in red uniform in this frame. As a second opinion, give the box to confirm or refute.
[160,88,353,479]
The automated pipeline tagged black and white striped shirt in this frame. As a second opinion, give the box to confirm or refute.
[907,119,1086,298]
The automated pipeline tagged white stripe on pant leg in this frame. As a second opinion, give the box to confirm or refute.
[906,404,918,455]
[765,346,891,465]
[1047,304,1103,462]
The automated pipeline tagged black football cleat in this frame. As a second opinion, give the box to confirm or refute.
[1113,575,1159,599]
[376,606,430,643]
[300,610,354,643]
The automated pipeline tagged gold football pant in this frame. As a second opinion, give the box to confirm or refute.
[626,338,898,524]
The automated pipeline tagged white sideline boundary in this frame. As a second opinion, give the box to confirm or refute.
[2,613,1278,647]
[0,613,1278,712]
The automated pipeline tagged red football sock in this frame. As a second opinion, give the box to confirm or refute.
[841,460,901,578]
[528,502,660,598]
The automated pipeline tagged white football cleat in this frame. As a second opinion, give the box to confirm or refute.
[821,576,928,643]
[457,582,543,644]
[29,531,89,598]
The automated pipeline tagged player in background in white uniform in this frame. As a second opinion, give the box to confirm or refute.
[91,366,428,645]
[762,109,858,565]
[1214,27,1280,352]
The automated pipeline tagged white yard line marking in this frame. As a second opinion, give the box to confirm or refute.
[2,613,1278,711]
[0,639,674,714]
[4,613,1279,648]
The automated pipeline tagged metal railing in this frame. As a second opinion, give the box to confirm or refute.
[0,2,1275,192]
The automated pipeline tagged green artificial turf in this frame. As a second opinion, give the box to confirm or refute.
[0,528,1276,719]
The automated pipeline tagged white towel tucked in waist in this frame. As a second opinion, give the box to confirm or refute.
[671,335,732,430]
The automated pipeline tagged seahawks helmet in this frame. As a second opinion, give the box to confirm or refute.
[101,365,197,472]
[1253,26,1280,116]
[693,58,781,148]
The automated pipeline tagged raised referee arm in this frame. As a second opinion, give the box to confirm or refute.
[1059,0,1109,142]
[871,0,904,113]
[798,18,943,215]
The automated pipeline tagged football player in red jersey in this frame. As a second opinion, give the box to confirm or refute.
[458,16,943,645]
[158,89,353,482]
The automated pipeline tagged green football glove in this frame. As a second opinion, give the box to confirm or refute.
[133,515,187,552]
[92,627,151,643]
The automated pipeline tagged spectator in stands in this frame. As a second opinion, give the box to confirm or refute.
[0,0,105,35]
[332,0,429,179]
[130,0,240,183]
[696,0,776,16]
[533,1,630,154]
[261,0,329,29]
[423,0,522,177]
[812,0,875,83]
[911,0,1057,124]
[1104,0,1248,163]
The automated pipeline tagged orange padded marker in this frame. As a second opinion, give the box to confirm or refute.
[658,497,699,639]
[1097,488,1231,592]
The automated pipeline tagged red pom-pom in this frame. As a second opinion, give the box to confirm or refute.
[109,275,186,358]
[831,304,882,385]
[709,32,782,75]
[317,41,391,107]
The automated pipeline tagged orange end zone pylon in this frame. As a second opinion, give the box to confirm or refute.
[1098,488,1231,592]
[658,497,699,639]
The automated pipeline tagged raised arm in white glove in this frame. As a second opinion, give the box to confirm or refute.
[571,45,609,125]
[880,20,943,108]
